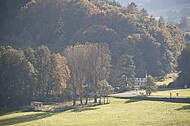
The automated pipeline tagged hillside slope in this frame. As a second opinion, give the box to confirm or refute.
[0,0,186,77]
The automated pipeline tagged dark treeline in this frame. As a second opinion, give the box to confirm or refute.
[0,46,59,107]
[0,0,187,107]
[171,46,190,88]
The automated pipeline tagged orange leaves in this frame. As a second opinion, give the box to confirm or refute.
[126,33,141,41]
[127,35,133,39]
[55,53,70,94]
[132,33,141,40]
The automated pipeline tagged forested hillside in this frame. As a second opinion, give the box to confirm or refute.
[0,0,187,107]
[0,0,185,75]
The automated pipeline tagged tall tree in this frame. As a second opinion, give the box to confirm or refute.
[34,45,57,101]
[116,54,136,89]
[97,80,112,104]
[158,16,165,27]
[176,46,190,88]
[145,75,157,95]
[90,43,111,103]
[179,17,190,31]
[126,2,138,14]
[140,8,148,17]
[0,46,35,107]
[64,44,88,105]
[54,53,70,95]
[64,43,111,105]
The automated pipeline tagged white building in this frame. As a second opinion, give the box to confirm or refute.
[31,101,43,107]
[134,70,147,89]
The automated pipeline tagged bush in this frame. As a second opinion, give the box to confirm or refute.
[114,86,132,93]
[158,84,167,89]
[167,82,175,88]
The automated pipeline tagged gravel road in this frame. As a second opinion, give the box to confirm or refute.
[111,90,146,97]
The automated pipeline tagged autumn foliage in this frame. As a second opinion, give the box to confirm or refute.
[55,53,70,94]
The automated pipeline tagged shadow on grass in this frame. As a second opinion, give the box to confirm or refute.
[70,106,98,112]
[0,111,61,126]
[0,103,103,125]
[114,96,190,104]
[0,106,74,126]
[0,109,20,116]
[176,105,190,111]
[125,99,141,103]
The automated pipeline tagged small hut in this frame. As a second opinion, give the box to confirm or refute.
[31,101,43,107]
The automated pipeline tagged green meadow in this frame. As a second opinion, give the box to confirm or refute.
[0,96,190,126]
[152,88,190,97]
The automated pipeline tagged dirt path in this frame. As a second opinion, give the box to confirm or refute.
[111,90,146,97]
[111,90,189,98]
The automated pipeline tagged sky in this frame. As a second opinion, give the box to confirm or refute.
[115,0,190,17]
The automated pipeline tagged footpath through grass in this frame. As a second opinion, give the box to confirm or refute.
[0,97,190,126]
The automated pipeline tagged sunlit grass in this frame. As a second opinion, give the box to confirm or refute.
[156,73,178,86]
[152,89,190,97]
[0,97,190,126]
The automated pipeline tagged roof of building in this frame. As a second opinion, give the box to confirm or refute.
[31,101,43,104]
[135,70,147,78]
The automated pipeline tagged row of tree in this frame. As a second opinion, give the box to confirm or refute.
[0,46,60,107]
[63,43,113,105]
[0,43,113,108]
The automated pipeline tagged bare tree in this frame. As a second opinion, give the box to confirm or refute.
[63,43,111,105]
[89,43,111,103]
[97,80,113,104]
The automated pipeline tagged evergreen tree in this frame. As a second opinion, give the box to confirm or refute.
[116,54,135,88]
[0,46,35,107]
[34,45,57,101]
[176,46,190,88]
[140,8,148,17]
[145,75,157,95]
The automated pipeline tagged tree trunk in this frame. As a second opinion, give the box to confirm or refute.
[107,96,108,103]
[4,93,7,108]
[93,73,97,103]
[73,95,76,106]
[85,94,88,105]
[99,96,101,104]
[94,93,97,103]
[80,94,83,105]
[93,80,97,103]
[85,81,90,105]
[79,84,83,105]
[73,99,76,106]
[73,88,76,106]
[104,94,105,104]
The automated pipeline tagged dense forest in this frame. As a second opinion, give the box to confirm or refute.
[0,0,188,107]
[173,46,190,88]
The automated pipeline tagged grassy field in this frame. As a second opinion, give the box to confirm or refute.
[0,97,190,126]
[152,88,190,97]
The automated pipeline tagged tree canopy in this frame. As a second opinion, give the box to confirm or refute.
[0,0,186,77]
[144,75,157,95]
[175,46,190,88]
